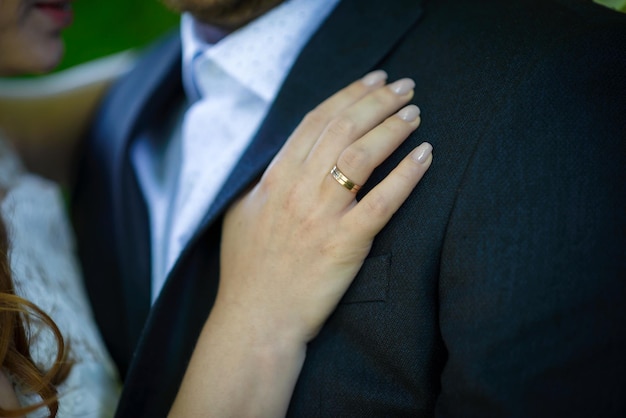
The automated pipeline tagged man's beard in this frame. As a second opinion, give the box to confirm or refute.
[160,0,285,30]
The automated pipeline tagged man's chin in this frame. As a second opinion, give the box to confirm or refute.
[160,0,285,30]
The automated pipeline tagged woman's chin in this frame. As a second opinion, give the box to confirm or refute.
[0,40,64,76]
[17,42,64,75]
[31,40,65,74]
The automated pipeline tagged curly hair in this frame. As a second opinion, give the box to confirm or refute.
[0,217,72,417]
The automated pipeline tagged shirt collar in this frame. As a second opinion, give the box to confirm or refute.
[181,0,340,102]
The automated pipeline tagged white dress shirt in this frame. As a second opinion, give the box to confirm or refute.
[132,0,340,301]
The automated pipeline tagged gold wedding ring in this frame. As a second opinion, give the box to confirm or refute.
[330,165,361,193]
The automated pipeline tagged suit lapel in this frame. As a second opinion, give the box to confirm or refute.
[185,0,424,248]
[109,33,183,346]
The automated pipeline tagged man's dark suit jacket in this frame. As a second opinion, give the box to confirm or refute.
[72,0,626,416]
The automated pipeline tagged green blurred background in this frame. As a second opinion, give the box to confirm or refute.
[58,0,179,71]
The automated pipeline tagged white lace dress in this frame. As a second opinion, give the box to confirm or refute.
[0,135,120,417]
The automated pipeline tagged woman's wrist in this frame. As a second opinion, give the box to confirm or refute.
[211,293,310,356]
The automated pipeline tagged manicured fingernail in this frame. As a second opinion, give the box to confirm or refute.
[361,70,388,86]
[412,142,433,164]
[388,78,415,95]
[397,105,421,122]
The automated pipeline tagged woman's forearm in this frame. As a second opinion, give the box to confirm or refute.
[168,299,307,418]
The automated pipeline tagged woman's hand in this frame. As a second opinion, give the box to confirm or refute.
[169,71,433,418]
[218,70,432,345]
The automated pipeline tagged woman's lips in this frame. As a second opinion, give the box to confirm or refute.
[34,1,74,28]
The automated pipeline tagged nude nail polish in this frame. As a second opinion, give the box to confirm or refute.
[412,142,433,164]
[389,78,415,95]
[397,105,421,122]
[361,70,388,86]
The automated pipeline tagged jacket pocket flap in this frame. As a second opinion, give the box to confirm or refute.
[340,254,390,304]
